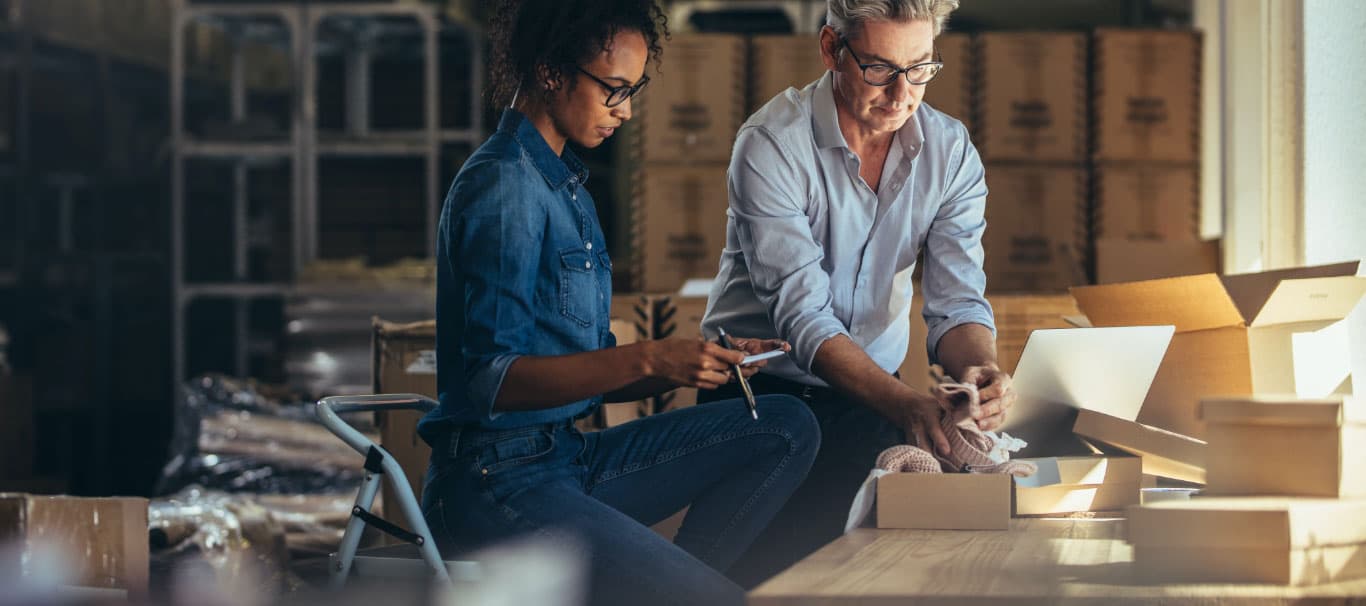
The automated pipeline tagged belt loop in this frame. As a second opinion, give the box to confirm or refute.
[447,425,464,459]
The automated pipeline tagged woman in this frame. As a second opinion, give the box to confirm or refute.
[417,1,820,604]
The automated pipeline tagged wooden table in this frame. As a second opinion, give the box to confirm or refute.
[749,518,1366,605]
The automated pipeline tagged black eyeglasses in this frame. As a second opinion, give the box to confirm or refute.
[575,67,650,108]
[839,38,944,86]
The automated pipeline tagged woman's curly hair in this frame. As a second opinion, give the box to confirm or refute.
[488,0,669,108]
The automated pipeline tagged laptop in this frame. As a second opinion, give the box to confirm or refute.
[1003,325,1175,457]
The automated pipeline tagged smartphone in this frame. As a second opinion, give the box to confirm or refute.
[740,349,787,366]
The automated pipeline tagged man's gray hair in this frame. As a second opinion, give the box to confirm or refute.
[826,0,960,38]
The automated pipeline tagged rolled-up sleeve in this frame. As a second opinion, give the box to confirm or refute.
[922,128,996,363]
[729,127,849,373]
[446,162,546,420]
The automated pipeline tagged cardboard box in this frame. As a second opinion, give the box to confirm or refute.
[1073,408,1206,484]
[1201,395,1366,498]
[0,495,149,597]
[899,293,1079,392]
[922,33,972,128]
[1093,29,1201,162]
[983,165,1089,293]
[652,295,710,412]
[976,33,1087,162]
[1094,238,1220,284]
[1127,497,1366,585]
[634,34,746,163]
[372,318,437,535]
[631,165,730,293]
[1072,262,1366,439]
[1012,455,1141,516]
[1093,164,1199,241]
[749,35,827,114]
[0,373,34,483]
[877,472,1011,530]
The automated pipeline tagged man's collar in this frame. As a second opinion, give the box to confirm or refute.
[498,108,590,190]
[811,71,926,161]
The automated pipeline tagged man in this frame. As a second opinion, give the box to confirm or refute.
[698,0,1017,587]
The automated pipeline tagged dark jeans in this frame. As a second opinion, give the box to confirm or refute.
[698,374,904,589]
[420,395,819,606]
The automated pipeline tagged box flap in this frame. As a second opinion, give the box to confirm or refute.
[1014,455,1142,487]
[372,316,436,339]
[1072,409,1206,484]
[1201,395,1347,427]
[1218,261,1361,325]
[1070,274,1243,333]
[1127,497,1366,549]
[1248,276,1366,327]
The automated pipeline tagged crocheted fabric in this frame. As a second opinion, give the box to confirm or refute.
[878,366,1036,478]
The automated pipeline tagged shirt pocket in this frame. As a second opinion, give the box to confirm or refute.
[559,247,598,327]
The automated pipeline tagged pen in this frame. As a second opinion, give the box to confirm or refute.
[716,327,759,420]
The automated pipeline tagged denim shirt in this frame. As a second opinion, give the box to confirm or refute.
[419,109,614,436]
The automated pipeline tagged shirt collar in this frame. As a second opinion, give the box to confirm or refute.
[497,108,590,190]
[810,72,926,161]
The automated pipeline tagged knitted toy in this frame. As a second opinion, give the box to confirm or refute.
[877,365,1036,478]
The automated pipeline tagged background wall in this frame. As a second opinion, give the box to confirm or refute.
[1302,0,1366,393]
[1303,0,1366,267]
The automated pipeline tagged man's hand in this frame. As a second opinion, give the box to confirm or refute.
[902,393,952,458]
[724,337,790,380]
[959,364,1016,431]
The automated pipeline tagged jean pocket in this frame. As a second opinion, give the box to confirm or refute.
[477,429,557,476]
[559,248,598,327]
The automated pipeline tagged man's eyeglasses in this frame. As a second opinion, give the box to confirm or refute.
[839,38,944,86]
[576,67,650,108]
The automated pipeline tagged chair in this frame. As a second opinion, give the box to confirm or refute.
[315,393,463,587]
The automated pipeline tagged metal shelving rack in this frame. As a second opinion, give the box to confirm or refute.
[170,2,483,388]
[0,17,29,289]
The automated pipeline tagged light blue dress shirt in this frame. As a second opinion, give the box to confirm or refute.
[701,72,996,387]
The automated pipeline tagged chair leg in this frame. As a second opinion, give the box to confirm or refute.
[330,469,384,588]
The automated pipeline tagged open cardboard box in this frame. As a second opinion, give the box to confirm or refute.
[1201,395,1366,497]
[1071,261,1366,440]
[1127,497,1366,585]
[1012,454,1142,516]
[1073,408,1207,484]
[877,325,1175,527]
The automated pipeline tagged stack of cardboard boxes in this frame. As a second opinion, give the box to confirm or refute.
[628,34,745,294]
[976,32,1090,294]
[1128,395,1366,585]
[1091,29,1216,283]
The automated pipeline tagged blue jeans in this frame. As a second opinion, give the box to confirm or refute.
[698,374,905,589]
[420,394,819,606]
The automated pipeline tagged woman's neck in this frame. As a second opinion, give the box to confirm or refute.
[514,97,567,156]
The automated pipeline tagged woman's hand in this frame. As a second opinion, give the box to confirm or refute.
[642,339,746,390]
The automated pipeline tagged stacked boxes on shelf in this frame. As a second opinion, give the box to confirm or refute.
[749,34,827,115]
[922,33,973,133]
[627,34,746,293]
[1091,29,1214,283]
[976,32,1090,293]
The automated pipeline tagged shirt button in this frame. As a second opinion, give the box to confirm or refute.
[585,261,592,269]
[586,242,593,250]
